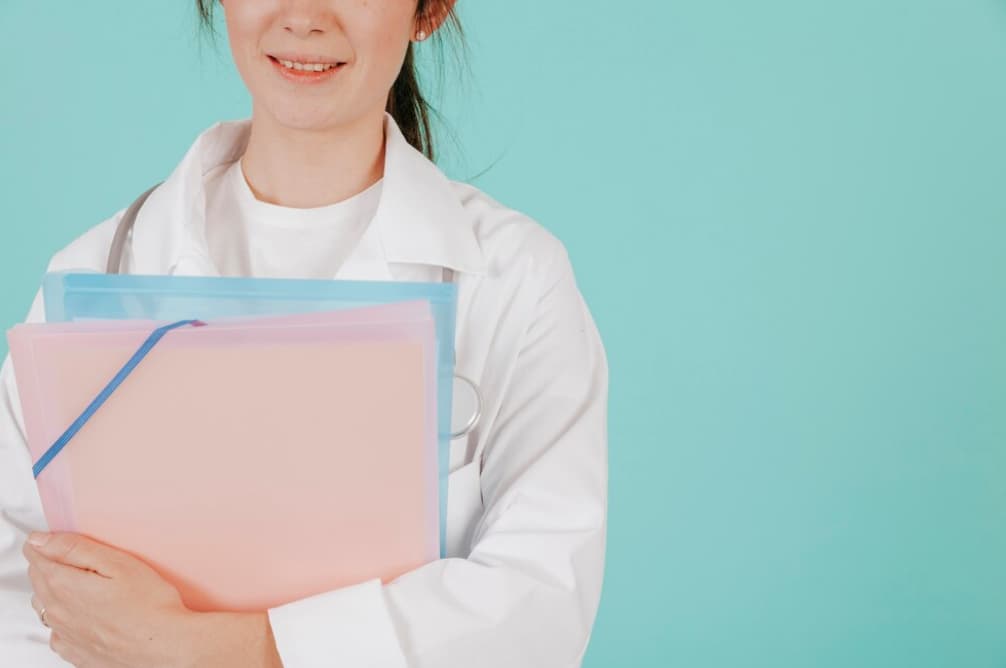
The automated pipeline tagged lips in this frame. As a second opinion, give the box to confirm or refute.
[268,52,344,66]
[267,54,346,82]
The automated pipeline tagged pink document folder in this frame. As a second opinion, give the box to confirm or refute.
[7,302,438,612]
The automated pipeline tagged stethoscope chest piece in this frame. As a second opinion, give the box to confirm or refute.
[451,374,482,440]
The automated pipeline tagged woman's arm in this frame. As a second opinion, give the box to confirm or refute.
[0,289,80,666]
[266,242,610,667]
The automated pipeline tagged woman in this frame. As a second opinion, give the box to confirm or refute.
[0,1,608,666]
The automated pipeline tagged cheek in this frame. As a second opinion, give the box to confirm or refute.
[372,32,406,81]
[356,14,412,84]
[223,3,269,78]
[355,0,414,56]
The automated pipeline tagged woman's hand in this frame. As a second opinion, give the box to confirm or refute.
[23,532,283,668]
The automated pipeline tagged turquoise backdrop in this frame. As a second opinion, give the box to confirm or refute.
[2,2,1004,666]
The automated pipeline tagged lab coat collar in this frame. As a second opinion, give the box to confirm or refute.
[130,112,487,280]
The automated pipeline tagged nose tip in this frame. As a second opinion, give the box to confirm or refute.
[285,24,326,37]
[282,14,329,38]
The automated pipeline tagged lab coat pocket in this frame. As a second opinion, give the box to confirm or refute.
[445,459,483,558]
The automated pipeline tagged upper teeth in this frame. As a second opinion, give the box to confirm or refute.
[278,59,338,72]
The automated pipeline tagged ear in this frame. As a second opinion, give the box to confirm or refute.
[415,0,457,38]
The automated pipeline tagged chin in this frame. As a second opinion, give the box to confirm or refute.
[266,103,349,132]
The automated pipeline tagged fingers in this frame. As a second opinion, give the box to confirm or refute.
[25,551,56,598]
[24,532,122,577]
[29,595,56,632]
[25,541,101,666]
[26,555,60,623]
[25,544,107,638]
[48,629,81,667]
[30,594,44,621]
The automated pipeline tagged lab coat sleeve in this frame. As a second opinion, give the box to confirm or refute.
[0,211,122,665]
[267,243,609,667]
[0,287,74,667]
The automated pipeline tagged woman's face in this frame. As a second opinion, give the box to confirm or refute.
[221,0,421,130]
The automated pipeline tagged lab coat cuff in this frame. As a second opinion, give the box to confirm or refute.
[267,578,408,668]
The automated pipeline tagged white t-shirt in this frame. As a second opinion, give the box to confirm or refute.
[203,159,383,279]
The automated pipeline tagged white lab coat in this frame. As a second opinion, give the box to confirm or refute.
[0,112,608,667]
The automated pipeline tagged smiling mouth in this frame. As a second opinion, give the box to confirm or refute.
[268,55,344,72]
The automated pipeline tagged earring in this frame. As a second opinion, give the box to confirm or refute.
[415,29,427,42]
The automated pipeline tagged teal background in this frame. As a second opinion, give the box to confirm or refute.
[2,1,1005,666]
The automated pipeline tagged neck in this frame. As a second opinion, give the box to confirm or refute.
[239,106,386,209]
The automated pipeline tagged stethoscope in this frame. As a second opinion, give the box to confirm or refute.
[105,181,483,441]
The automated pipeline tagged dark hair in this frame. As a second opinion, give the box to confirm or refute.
[195,0,464,161]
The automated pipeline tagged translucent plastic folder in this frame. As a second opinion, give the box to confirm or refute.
[43,271,457,553]
[8,302,439,611]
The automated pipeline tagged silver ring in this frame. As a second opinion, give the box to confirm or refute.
[39,606,49,628]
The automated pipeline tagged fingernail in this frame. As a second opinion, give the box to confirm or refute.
[27,532,49,548]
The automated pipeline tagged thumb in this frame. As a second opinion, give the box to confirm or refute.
[28,532,125,577]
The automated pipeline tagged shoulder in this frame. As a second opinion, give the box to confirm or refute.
[44,209,126,274]
[54,213,124,268]
[42,118,231,275]
[449,180,574,293]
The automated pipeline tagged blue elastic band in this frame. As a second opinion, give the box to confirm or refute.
[32,319,205,479]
